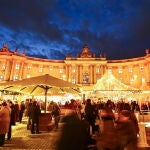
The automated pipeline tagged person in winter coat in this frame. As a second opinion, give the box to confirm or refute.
[56,110,89,150]
[30,101,41,134]
[84,99,95,135]
[115,110,138,150]
[97,100,117,150]
[7,100,16,140]
[19,101,26,123]
[51,102,61,130]
[0,101,11,146]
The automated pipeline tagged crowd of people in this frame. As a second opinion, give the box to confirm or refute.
[55,99,140,150]
[0,98,148,149]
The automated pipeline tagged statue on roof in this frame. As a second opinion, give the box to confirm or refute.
[15,48,18,53]
[3,43,7,48]
[22,49,26,55]
[146,48,149,55]
[0,43,9,52]
[78,44,94,58]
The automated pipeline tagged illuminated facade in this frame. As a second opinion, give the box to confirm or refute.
[0,43,149,90]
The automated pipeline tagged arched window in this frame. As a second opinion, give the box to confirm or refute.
[83,73,89,84]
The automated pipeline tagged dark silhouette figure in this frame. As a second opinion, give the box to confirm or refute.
[51,102,61,130]
[19,101,26,123]
[56,111,89,150]
[30,101,41,134]
[84,99,95,135]
[115,110,138,150]
[7,101,16,140]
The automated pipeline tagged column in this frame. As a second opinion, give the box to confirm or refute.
[4,60,10,81]
[138,123,149,147]
[79,65,83,84]
[65,65,69,81]
[90,65,93,84]
[22,63,28,79]
[19,62,24,79]
[93,65,96,84]
[75,65,79,84]
[68,65,72,82]
[10,60,15,81]
[78,65,80,84]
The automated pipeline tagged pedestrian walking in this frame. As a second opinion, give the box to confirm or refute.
[56,110,89,150]
[115,110,138,150]
[96,100,118,150]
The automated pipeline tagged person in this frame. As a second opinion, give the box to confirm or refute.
[0,101,11,146]
[97,100,117,150]
[115,110,138,150]
[7,100,16,140]
[84,99,95,135]
[14,101,19,122]
[56,110,89,150]
[30,101,41,134]
[26,101,32,130]
[18,101,26,123]
[51,102,61,130]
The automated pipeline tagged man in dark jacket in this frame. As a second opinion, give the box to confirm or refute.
[7,100,16,140]
[30,101,41,134]
[56,111,89,150]
[85,99,95,135]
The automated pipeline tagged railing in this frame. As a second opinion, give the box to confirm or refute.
[139,110,150,122]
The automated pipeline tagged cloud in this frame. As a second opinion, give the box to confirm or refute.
[0,0,149,60]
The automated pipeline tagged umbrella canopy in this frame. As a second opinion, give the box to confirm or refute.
[0,74,80,112]
[0,74,78,87]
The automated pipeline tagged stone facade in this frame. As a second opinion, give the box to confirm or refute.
[0,43,149,91]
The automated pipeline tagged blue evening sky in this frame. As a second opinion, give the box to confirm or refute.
[0,0,150,60]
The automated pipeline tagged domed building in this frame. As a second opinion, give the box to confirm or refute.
[0,43,149,94]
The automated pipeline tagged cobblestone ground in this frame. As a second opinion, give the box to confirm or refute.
[1,118,61,150]
[1,117,150,150]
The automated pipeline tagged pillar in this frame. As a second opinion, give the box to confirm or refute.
[138,123,149,147]
[10,60,15,81]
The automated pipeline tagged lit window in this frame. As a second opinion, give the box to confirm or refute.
[118,68,123,74]
[140,66,144,71]
[0,75,4,81]
[49,66,53,72]
[128,68,132,73]
[72,77,76,84]
[1,64,6,70]
[142,77,146,83]
[83,73,89,84]
[108,69,112,73]
[15,64,20,70]
[130,77,134,84]
[62,75,66,80]
[119,78,123,82]
[59,68,63,73]
[72,68,76,73]
[27,66,32,70]
[14,74,19,80]
[97,77,100,81]
[134,74,137,79]
[39,67,43,72]
[96,68,100,73]
[26,74,31,78]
